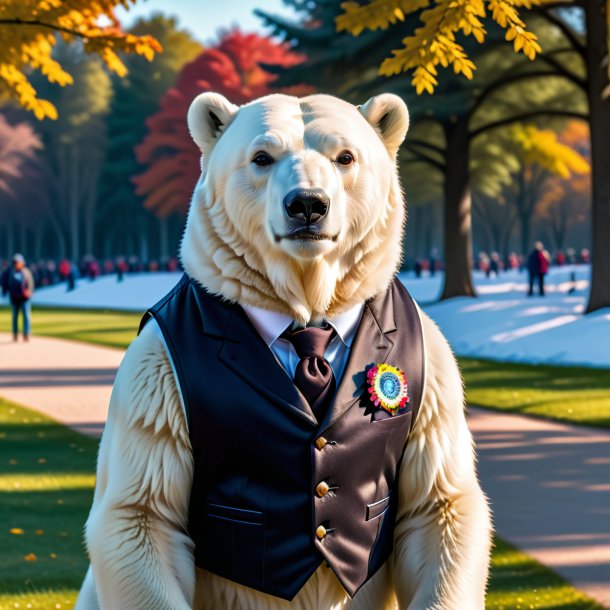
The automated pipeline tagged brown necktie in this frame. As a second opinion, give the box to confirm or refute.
[282,324,336,420]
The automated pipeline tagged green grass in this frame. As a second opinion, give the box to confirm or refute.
[488,538,604,610]
[0,305,140,350]
[0,397,605,609]
[461,357,610,429]
[0,399,97,610]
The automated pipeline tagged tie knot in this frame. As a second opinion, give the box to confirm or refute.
[282,323,336,360]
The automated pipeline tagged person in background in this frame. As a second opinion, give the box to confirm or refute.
[489,252,501,277]
[1,253,35,341]
[527,241,550,297]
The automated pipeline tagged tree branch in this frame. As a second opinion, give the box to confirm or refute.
[0,18,89,39]
[471,70,571,114]
[533,8,586,58]
[536,53,586,89]
[470,109,588,139]
[404,145,446,173]
[407,138,446,156]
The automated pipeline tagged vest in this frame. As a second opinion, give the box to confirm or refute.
[140,274,425,601]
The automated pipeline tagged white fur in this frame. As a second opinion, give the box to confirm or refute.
[76,93,491,609]
[181,93,407,324]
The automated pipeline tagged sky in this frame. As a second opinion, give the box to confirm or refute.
[115,0,299,44]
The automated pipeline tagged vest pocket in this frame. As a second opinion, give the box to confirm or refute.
[204,503,265,588]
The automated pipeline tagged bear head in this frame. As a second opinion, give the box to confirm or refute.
[181,92,409,324]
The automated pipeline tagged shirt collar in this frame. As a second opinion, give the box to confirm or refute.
[241,302,364,349]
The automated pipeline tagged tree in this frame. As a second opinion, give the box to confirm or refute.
[98,14,202,259]
[134,30,305,217]
[0,0,161,119]
[537,121,591,250]
[0,110,52,258]
[33,42,112,260]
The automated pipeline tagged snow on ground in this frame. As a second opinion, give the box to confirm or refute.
[5,265,608,368]
[400,265,610,369]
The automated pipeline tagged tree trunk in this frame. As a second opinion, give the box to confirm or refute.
[520,211,531,258]
[159,216,169,259]
[585,0,610,312]
[139,215,149,262]
[19,223,27,255]
[440,117,476,299]
[5,222,14,259]
[69,148,80,261]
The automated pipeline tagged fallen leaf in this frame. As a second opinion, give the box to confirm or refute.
[9,528,24,535]
[24,553,37,561]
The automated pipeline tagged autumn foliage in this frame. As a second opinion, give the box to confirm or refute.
[336,0,544,94]
[133,30,305,217]
[0,0,161,119]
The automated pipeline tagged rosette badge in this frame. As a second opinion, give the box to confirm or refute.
[366,363,409,415]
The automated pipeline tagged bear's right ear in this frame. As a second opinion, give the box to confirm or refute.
[187,92,239,154]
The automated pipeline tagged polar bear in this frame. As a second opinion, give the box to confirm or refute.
[75,92,492,610]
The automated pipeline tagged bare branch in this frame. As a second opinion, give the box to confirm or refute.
[533,8,586,58]
[470,109,588,139]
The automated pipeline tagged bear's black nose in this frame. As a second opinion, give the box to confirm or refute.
[283,188,330,224]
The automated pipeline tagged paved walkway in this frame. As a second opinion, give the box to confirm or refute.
[469,407,610,608]
[0,334,122,436]
[0,334,608,607]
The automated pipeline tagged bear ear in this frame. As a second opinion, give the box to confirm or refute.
[187,92,239,154]
[358,93,409,157]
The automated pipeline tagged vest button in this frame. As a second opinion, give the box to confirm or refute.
[315,437,328,450]
[316,525,327,540]
[316,481,330,497]
[316,481,330,498]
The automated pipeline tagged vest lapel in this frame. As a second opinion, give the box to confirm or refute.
[217,307,318,426]
[323,283,397,429]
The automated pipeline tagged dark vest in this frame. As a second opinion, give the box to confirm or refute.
[140,275,424,601]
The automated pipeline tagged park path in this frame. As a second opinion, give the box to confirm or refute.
[0,333,123,436]
[0,333,609,607]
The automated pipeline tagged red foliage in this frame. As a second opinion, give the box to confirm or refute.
[134,30,306,217]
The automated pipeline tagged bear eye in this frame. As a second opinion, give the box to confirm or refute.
[252,151,274,167]
[336,151,355,166]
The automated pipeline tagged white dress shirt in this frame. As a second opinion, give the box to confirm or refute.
[241,303,364,384]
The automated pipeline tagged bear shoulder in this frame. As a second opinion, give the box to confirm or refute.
[108,319,190,451]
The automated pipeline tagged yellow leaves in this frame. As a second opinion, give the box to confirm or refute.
[337,0,430,35]
[0,0,162,119]
[337,0,543,95]
[9,528,24,534]
[24,553,37,561]
[512,124,590,179]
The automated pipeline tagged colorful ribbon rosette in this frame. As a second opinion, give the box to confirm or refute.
[366,363,409,415]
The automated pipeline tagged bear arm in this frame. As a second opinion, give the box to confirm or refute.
[80,321,195,610]
[392,311,492,610]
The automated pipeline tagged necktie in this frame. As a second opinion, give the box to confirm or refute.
[282,323,336,420]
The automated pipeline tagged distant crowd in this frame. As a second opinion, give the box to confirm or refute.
[408,246,591,279]
[0,255,182,290]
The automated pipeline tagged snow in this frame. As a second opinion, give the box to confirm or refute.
[5,265,608,368]
[400,265,610,369]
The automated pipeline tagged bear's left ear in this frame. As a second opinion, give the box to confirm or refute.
[187,92,239,154]
[359,94,409,157]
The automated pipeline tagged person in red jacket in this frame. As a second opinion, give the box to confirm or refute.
[527,241,550,296]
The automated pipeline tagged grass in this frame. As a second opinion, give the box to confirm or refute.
[461,357,610,429]
[0,399,97,610]
[0,397,605,610]
[0,305,140,350]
